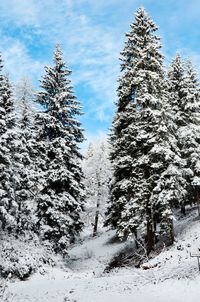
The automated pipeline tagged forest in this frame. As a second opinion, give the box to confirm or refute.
[0,6,200,302]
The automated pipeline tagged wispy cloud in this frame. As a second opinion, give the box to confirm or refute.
[0,0,39,27]
[0,0,199,137]
[0,0,123,122]
[2,40,43,82]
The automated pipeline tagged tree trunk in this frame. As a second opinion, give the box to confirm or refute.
[93,173,101,237]
[169,220,174,245]
[197,187,200,217]
[153,214,158,243]
[146,202,154,253]
[134,230,138,249]
[93,203,99,237]
[146,219,154,254]
[181,205,186,216]
[144,168,155,254]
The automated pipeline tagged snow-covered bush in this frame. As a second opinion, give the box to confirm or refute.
[0,277,14,302]
[0,234,56,280]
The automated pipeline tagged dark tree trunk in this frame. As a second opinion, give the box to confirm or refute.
[169,220,174,245]
[196,187,200,217]
[93,203,99,237]
[146,202,155,253]
[181,205,186,216]
[153,213,158,243]
[93,174,101,237]
[146,219,155,254]
[134,230,139,249]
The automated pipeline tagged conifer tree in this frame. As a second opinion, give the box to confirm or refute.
[170,58,200,214]
[167,54,198,214]
[0,57,17,231]
[13,78,37,235]
[35,45,85,254]
[106,8,181,251]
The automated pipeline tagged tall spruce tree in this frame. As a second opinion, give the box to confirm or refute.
[35,45,85,254]
[106,8,182,252]
[0,57,17,232]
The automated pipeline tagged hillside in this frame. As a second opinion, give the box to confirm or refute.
[3,207,200,302]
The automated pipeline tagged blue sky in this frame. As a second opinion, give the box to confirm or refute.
[0,0,199,144]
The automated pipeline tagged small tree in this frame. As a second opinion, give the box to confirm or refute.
[83,137,112,236]
[15,77,36,116]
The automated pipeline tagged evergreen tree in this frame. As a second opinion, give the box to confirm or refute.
[35,45,85,254]
[13,79,37,235]
[106,8,182,251]
[0,57,17,231]
[172,58,200,214]
[167,54,198,214]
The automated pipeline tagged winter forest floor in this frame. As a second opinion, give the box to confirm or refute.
[3,207,200,302]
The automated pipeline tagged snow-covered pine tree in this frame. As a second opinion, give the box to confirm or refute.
[167,54,196,214]
[13,78,37,235]
[0,58,17,232]
[147,109,185,244]
[105,100,138,235]
[106,7,181,252]
[174,58,200,214]
[82,137,112,236]
[35,45,85,254]
[167,53,186,139]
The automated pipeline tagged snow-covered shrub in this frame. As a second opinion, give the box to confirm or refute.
[0,233,56,280]
[105,242,147,272]
[0,277,14,301]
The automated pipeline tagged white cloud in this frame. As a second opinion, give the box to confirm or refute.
[0,33,45,84]
[0,0,124,121]
[3,41,43,82]
[0,0,39,27]
[2,0,199,138]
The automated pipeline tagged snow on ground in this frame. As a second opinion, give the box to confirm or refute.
[5,209,200,302]
[67,230,127,275]
[6,269,200,302]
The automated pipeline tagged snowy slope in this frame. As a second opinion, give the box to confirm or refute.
[67,230,127,275]
[5,210,200,302]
